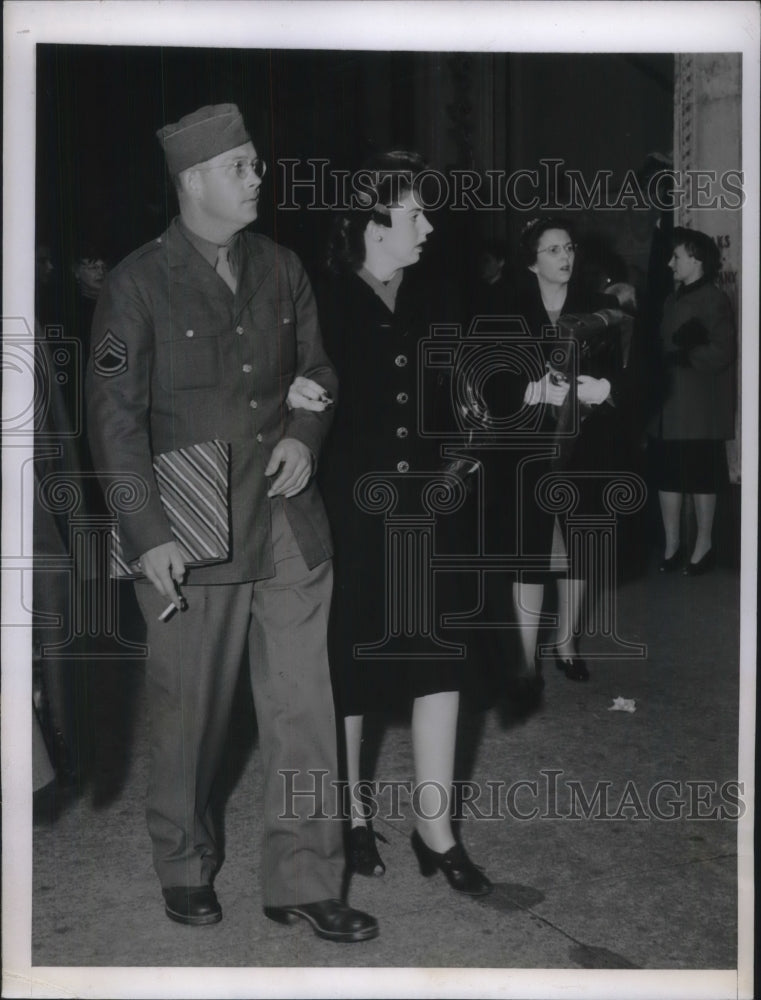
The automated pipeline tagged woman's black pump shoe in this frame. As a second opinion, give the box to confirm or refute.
[659,551,682,572]
[684,549,715,576]
[505,657,544,717]
[554,654,590,682]
[347,822,387,877]
[410,830,492,896]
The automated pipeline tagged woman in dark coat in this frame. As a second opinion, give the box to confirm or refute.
[491,217,633,683]
[650,227,736,574]
[293,152,491,896]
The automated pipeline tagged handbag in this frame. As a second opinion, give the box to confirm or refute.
[110,439,230,579]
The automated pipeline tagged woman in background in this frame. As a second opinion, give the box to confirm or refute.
[650,227,736,575]
[500,217,632,684]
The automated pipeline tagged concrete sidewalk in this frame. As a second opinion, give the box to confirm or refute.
[30,558,746,991]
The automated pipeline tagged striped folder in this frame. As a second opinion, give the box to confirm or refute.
[110,439,230,579]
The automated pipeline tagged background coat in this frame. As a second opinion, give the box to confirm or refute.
[655,277,736,441]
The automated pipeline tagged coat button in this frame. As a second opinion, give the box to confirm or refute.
[185,329,194,338]
[236,325,244,335]
[249,400,258,409]
[396,392,409,404]
[394,354,408,367]
[396,427,408,438]
[256,433,263,442]
[396,460,410,473]
[242,363,252,373]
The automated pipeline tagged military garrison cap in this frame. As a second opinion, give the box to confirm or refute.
[156,103,250,174]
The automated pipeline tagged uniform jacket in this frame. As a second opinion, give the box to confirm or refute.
[654,277,736,441]
[86,218,337,583]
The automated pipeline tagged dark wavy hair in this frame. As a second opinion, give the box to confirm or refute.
[671,226,721,281]
[325,150,428,273]
[518,216,576,269]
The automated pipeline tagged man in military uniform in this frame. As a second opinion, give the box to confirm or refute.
[86,104,378,942]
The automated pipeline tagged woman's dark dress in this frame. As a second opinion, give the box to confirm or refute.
[317,268,465,716]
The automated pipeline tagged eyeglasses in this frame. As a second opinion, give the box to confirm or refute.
[537,242,577,257]
[197,157,267,181]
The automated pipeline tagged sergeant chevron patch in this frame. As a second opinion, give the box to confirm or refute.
[93,329,128,377]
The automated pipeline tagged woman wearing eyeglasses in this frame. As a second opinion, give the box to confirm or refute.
[483,217,633,690]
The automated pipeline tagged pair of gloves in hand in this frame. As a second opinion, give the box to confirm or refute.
[664,318,709,368]
[523,371,611,407]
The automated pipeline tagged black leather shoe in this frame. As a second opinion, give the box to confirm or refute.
[162,885,222,926]
[347,822,387,877]
[264,898,379,942]
[684,549,715,576]
[659,551,682,572]
[411,830,492,896]
[554,654,590,682]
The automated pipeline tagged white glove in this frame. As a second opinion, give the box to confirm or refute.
[576,375,611,406]
[605,282,637,311]
[524,371,570,407]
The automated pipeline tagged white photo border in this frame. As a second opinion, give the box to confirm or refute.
[3,2,758,998]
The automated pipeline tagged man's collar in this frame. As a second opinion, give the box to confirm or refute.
[177,217,238,268]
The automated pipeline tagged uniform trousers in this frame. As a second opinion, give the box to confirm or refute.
[134,502,344,907]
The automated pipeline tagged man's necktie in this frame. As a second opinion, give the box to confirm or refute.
[215,245,237,294]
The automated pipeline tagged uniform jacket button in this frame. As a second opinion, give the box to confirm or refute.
[396,392,409,404]
[396,427,408,438]
[249,399,258,409]
[242,363,252,373]
[394,354,408,367]
[396,460,410,473]
[236,325,244,335]
[185,329,194,337]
